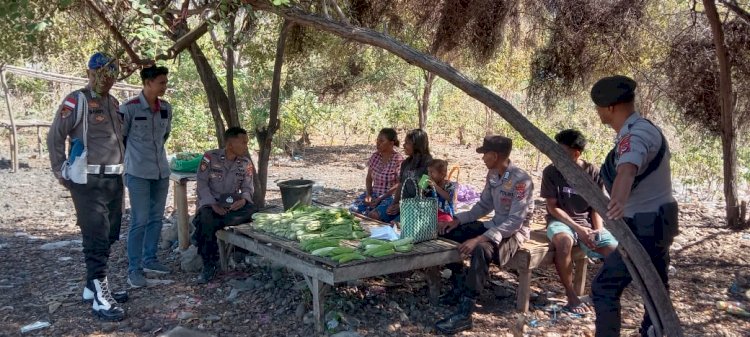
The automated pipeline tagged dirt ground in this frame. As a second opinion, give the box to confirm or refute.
[0,141,749,337]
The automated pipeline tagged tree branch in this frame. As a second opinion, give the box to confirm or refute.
[85,0,148,65]
[329,0,349,24]
[320,0,330,19]
[209,27,228,60]
[719,0,750,24]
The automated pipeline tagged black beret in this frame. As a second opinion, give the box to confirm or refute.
[590,75,637,107]
[476,135,512,154]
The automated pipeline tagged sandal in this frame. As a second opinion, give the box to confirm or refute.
[563,302,591,315]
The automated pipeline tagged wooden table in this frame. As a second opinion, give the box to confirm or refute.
[169,171,197,250]
[216,224,462,332]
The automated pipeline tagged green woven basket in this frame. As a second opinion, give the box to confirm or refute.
[399,178,438,243]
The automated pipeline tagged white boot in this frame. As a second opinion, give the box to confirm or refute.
[91,277,125,321]
[83,279,128,303]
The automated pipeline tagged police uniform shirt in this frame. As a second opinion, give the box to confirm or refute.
[196,149,255,208]
[121,92,172,179]
[455,162,534,244]
[47,88,124,176]
[540,161,602,227]
[614,112,675,217]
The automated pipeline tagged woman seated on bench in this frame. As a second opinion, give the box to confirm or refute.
[349,128,403,220]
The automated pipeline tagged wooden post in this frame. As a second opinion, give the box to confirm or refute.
[573,258,588,296]
[218,233,230,271]
[516,269,532,312]
[36,126,42,157]
[424,267,441,305]
[1,69,18,172]
[303,275,329,333]
[174,179,190,250]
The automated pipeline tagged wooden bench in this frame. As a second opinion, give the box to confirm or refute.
[506,223,589,312]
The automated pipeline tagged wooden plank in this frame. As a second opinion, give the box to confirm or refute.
[333,249,461,282]
[232,224,462,268]
[3,65,142,92]
[216,230,335,284]
[232,226,338,267]
[0,120,51,128]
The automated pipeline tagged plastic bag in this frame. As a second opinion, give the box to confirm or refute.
[170,152,203,172]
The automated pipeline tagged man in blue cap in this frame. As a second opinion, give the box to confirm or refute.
[589,75,679,337]
[47,52,127,321]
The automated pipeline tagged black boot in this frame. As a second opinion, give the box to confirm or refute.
[91,277,126,321]
[435,296,475,334]
[83,279,128,303]
[197,261,217,284]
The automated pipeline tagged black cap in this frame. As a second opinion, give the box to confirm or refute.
[590,75,637,107]
[476,135,512,154]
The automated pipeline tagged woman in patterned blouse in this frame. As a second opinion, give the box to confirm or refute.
[350,128,404,220]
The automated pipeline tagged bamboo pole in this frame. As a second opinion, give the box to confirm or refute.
[1,68,18,172]
[2,65,142,92]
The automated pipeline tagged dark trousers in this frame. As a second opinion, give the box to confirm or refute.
[194,204,256,264]
[441,221,522,298]
[67,175,124,280]
[592,202,678,337]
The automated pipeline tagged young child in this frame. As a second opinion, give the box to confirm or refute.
[425,159,456,222]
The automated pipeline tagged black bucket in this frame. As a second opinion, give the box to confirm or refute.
[277,179,315,210]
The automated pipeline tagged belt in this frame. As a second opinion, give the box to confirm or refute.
[86,164,124,175]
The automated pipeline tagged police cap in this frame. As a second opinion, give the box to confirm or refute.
[590,75,637,107]
[476,135,512,155]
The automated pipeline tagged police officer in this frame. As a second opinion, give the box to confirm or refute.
[47,52,127,321]
[121,65,173,287]
[193,127,257,284]
[434,135,535,334]
[590,75,679,337]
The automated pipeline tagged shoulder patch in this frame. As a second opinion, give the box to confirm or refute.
[199,154,210,172]
[63,97,76,110]
[126,99,140,106]
[515,182,527,200]
[618,134,631,155]
[245,161,255,175]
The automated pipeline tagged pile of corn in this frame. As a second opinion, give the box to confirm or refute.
[253,203,416,264]
[298,237,415,264]
[252,204,368,241]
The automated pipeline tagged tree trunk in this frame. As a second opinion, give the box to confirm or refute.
[243,2,683,335]
[226,13,240,127]
[254,19,293,207]
[418,72,435,129]
[187,44,227,147]
[704,0,742,229]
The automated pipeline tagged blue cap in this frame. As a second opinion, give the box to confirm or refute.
[88,52,116,70]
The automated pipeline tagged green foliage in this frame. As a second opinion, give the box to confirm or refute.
[0,0,70,62]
